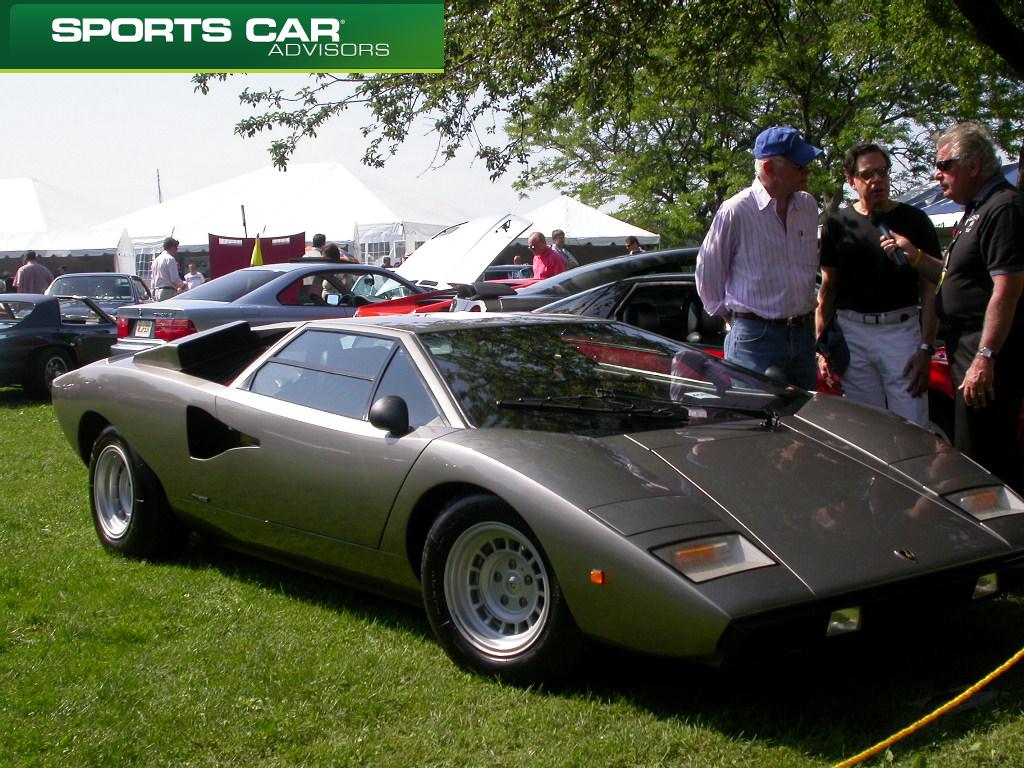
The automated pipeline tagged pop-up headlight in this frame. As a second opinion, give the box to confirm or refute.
[947,486,1024,521]
[654,534,775,583]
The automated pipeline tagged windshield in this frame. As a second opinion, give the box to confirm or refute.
[351,274,420,301]
[49,275,133,299]
[420,320,805,435]
[182,268,282,302]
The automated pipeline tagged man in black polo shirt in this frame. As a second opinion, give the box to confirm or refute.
[817,143,940,427]
[883,122,1024,492]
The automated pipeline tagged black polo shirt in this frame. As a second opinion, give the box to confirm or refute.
[820,203,940,313]
[939,180,1024,328]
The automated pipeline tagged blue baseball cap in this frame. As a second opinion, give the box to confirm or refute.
[753,126,823,165]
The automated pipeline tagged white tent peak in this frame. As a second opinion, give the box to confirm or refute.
[94,161,464,248]
[521,195,659,246]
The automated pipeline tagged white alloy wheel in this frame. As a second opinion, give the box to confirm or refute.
[443,521,550,657]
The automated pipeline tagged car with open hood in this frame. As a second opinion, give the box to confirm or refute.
[356,214,698,317]
[52,312,1024,683]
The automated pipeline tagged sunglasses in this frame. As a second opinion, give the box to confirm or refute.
[935,157,960,172]
[854,168,889,181]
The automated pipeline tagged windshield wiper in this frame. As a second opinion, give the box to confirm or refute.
[594,389,781,429]
[495,394,687,420]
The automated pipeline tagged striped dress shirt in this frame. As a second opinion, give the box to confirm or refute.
[696,178,820,319]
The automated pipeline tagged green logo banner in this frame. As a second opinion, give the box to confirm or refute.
[1,2,444,71]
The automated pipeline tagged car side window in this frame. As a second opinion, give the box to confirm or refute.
[249,330,396,417]
[374,347,443,429]
[58,297,109,325]
[133,276,152,301]
[277,270,366,307]
[617,284,716,345]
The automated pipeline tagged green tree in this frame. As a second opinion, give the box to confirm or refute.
[195,0,1024,246]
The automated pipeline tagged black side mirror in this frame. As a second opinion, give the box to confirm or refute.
[369,395,410,437]
[763,365,787,384]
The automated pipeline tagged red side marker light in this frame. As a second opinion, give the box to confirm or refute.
[589,569,605,585]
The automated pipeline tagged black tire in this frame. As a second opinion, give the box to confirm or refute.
[421,495,583,685]
[25,347,72,399]
[88,426,189,558]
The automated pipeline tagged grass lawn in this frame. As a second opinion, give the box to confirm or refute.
[2,387,1024,767]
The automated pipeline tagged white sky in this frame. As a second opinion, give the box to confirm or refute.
[0,73,555,229]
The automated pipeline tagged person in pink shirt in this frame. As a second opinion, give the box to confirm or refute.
[528,232,565,280]
[13,251,53,294]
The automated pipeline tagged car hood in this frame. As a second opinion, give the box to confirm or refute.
[395,214,532,286]
[613,400,1008,595]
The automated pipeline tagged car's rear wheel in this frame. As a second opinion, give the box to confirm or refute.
[88,426,189,558]
[25,347,71,399]
[422,495,583,685]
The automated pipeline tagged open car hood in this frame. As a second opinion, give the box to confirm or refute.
[394,214,532,286]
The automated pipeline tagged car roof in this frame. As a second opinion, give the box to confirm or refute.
[50,272,138,278]
[513,247,699,295]
[290,310,614,336]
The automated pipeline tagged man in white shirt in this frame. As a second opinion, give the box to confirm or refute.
[696,125,822,389]
[183,263,206,290]
[551,229,579,268]
[152,237,185,300]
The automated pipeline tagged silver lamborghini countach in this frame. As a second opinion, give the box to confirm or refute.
[52,313,1024,684]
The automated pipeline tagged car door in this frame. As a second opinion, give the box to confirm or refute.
[56,297,116,364]
[209,328,452,550]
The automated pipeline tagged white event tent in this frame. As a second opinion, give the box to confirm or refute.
[94,162,462,262]
[0,177,127,263]
[520,195,659,246]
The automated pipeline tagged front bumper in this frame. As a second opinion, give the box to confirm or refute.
[716,554,1024,662]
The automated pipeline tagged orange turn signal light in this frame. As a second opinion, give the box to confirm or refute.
[589,569,605,585]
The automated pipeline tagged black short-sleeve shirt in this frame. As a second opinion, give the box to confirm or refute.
[820,203,940,313]
[939,181,1024,326]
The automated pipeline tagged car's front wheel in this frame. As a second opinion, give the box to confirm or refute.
[88,426,189,558]
[422,495,583,685]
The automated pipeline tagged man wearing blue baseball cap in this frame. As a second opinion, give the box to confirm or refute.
[696,125,823,389]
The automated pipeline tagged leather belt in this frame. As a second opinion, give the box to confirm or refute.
[837,307,918,325]
[733,311,811,327]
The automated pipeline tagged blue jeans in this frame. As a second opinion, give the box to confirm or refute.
[725,317,817,390]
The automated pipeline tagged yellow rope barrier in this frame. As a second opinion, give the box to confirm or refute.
[832,643,1024,768]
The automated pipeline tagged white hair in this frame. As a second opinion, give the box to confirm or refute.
[936,122,1002,177]
[754,156,784,181]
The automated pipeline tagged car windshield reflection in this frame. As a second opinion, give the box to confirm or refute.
[421,321,806,435]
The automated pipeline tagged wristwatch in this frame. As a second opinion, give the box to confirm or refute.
[918,342,934,354]
[977,346,995,359]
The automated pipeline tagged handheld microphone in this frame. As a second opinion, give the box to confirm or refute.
[869,211,907,266]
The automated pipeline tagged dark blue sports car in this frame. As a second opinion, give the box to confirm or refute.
[0,294,117,398]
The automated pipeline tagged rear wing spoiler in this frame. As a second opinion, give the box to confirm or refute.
[134,321,291,382]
